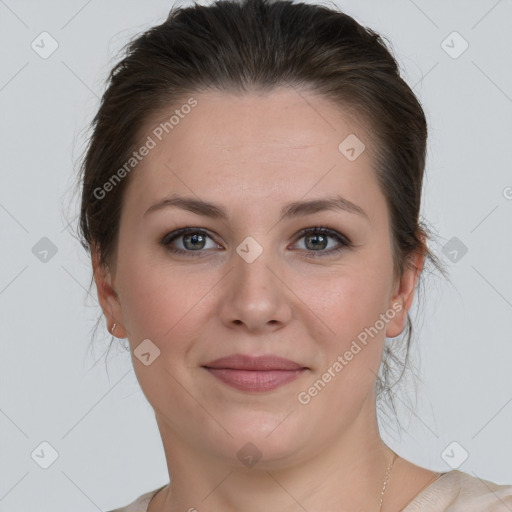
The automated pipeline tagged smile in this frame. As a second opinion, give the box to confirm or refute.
[203,367,307,392]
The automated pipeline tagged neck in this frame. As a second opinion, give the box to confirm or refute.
[152,393,396,512]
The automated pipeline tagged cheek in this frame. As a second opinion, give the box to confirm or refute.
[301,266,392,343]
[297,276,390,410]
[117,253,217,348]
[117,263,203,404]
[118,270,171,340]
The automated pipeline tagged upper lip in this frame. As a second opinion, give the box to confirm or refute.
[202,354,308,371]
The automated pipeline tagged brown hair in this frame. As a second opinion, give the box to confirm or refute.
[72,0,447,419]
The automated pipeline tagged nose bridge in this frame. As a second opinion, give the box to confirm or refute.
[233,234,277,297]
[218,233,292,330]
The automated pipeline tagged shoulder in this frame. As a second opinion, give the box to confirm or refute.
[403,470,512,512]
[106,485,166,512]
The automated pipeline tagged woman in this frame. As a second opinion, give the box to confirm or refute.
[76,0,512,510]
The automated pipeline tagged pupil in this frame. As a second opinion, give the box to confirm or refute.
[307,234,326,250]
[185,233,204,250]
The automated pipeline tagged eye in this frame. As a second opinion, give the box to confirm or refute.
[161,228,221,256]
[160,226,352,258]
[292,227,352,258]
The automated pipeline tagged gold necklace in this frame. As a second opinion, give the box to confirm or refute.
[379,451,398,511]
[149,453,400,511]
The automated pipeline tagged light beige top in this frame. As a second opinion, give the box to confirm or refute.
[108,470,512,511]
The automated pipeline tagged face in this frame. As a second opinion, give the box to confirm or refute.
[95,87,422,468]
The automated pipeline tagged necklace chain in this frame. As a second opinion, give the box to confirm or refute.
[150,451,399,511]
[379,451,398,511]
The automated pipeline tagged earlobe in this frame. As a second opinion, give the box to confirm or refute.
[385,302,406,339]
[385,248,425,338]
[92,247,127,338]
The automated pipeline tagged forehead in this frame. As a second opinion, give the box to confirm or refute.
[123,87,383,221]
[141,86,365,157]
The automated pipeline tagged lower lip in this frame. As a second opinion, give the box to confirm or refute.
[204,367,307,392]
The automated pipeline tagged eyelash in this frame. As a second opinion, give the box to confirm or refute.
[160,226,352,259]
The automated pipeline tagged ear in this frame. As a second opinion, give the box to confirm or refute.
[385,241,426,339]
[92,245,127,338]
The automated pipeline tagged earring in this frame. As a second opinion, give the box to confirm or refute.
[111,323,117,336]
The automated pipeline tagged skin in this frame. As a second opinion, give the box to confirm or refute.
[94,87,439,511]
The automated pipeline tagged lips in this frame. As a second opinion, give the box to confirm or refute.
[202,354,308,392]
[202,354,307,371]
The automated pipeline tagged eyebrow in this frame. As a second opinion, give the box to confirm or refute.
[143,194,369,221]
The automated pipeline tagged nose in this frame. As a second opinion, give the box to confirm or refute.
[217,241,293,332]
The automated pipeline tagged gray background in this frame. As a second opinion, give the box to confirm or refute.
[1,0,511,510]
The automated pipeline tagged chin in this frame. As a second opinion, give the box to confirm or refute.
[218,416,309,463]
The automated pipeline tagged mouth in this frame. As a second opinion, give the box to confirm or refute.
[202,354,309,392]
